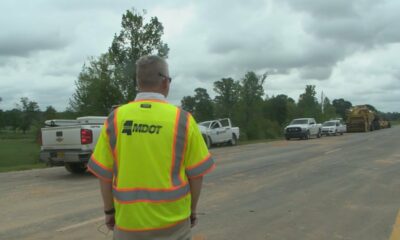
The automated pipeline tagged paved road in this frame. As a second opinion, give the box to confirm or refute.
[0,127,399,240]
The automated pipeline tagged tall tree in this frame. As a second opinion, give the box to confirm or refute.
[213,78,240,119]
[108,9,169,102]
[298,85,321,118]
[181,96,196,115]
[0,97,3,130]
[4,109,21,132]
[181,88,214,122]
[332,98,352,120]
[237,72,267,139]
[18,97,40,134]
[44,106,57,120]
[264,94,291,126]
[322,97,337,121]
[0,110,4,130]
[70,9,169,114]
[70,54,123,115]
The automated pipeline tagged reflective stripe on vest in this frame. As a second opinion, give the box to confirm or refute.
[88,156,113,180]
[171,109,189,187]
[186,155,215,178]
[113,184,190,203]
[106,109,119,180]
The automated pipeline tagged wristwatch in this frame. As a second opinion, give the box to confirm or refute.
[104,208,115,215]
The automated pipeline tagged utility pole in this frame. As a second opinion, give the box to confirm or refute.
[321,91,324,114]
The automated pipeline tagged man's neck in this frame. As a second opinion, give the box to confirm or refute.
[135,92,167,101]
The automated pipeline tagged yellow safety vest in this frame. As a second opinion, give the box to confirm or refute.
[88,99,215,231]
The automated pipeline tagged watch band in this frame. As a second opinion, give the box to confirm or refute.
[104,208,115,215]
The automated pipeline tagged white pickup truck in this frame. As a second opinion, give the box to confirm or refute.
[198,118,240,148]
[40,116,106,174]
[284,118,322,140]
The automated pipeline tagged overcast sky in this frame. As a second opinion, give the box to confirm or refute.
[0,0,399,112]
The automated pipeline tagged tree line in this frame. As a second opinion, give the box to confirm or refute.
[0,97,76,134]
[180,74,357,140]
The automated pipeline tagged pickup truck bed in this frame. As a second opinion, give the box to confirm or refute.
[40,116,106,174]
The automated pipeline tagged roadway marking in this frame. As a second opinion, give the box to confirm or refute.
[56,216,104,232]
[325,148,342,155]
[389,209,400,240]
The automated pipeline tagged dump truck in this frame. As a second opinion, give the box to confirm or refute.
[346,106,379,132]
[379,118,391,129]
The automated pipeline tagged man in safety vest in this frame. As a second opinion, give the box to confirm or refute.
[88,55,215,239]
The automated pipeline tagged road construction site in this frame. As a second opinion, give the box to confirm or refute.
[1,126,400,240]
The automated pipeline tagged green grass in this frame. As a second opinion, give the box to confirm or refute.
[0,138,45,172]
[392,120,400,126]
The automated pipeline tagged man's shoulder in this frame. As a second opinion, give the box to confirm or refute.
[114,101,188,115]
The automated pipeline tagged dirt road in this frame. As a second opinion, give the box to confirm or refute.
[1,127,399,240]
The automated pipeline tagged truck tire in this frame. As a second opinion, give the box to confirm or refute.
[317,130,322,138]
[229,134,238,146]
[203,135,212,149]
[304,131,310,140]
[65,163,87,174]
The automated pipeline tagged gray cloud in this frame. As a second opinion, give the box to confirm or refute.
[300,66,333,80]
[0,32,69,57]
[0,0,400,112]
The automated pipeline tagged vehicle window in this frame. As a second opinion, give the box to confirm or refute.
[220,119,229,127]
[323,122,336,126]
[199,122,211,128]
[211,122,220,129]
[290,119,308,124]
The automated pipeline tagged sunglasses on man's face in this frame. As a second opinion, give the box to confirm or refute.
[159,73,172,83]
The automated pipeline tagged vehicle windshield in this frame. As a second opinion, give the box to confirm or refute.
[199,121,211,128]
[323,122,336,126]
[290,119,308,125]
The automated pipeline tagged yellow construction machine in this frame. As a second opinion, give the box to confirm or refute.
[346,105,380,132]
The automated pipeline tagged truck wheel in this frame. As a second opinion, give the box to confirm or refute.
[65,163,87,174]
[208,137,213,148]
[229,134,238,146]
[317,130,322,138]
[305,131,310,140]
[203,135,212,149]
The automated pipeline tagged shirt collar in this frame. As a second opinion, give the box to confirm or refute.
[135,92,167,102]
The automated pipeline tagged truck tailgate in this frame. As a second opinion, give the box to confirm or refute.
[41,126,82,150]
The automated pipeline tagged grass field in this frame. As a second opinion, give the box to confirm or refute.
[392,120,400,126]
[0,130,45,172]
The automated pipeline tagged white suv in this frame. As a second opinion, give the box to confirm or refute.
[321,120,346,136]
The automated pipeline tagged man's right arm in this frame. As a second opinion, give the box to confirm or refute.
[188,176,203,226]
[99,179,115,230]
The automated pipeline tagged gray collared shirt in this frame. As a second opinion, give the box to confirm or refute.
[135,92,167,102]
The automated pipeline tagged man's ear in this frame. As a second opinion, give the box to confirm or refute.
[161,78,168,90]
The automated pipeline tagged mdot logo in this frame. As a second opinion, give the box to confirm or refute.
[122,120,163,135]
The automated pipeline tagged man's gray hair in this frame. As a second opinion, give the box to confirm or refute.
[136,55,168,88]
